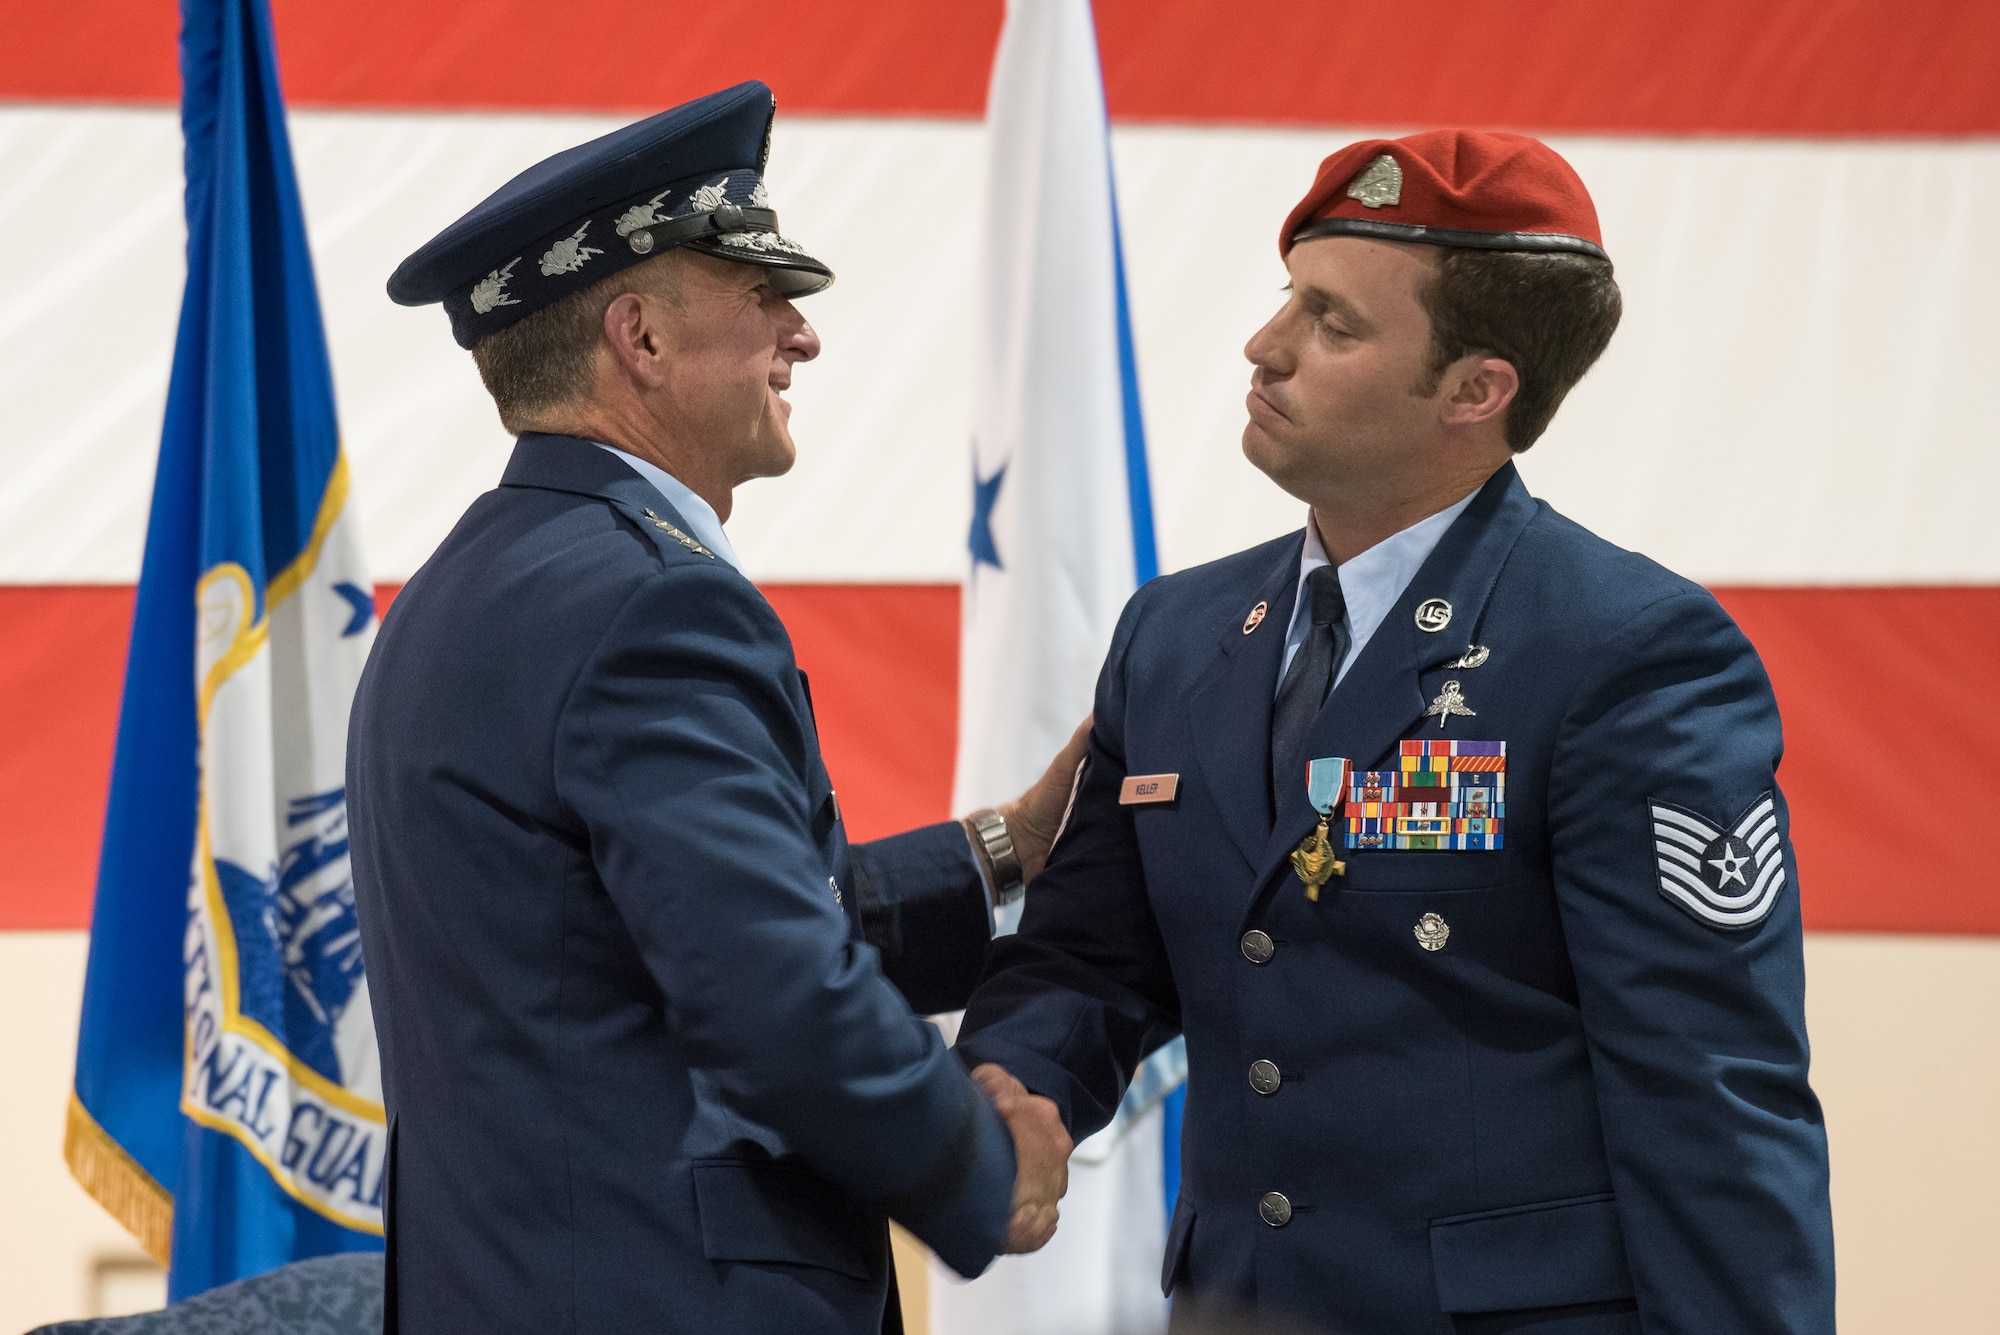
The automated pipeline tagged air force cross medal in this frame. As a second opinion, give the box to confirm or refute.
[1292,757,1350,900]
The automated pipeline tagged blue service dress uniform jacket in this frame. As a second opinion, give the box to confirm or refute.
[348,434,1015,1334]
[955,463,1834,1334]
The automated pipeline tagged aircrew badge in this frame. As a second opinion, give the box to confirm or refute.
[1649,792,1787,929]
[1293,757,1350,899]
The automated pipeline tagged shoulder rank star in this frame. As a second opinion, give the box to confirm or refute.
[642,509,715,559]
[1425,679,1476,730]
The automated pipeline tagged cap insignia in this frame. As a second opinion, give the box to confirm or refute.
[749,179,771,209]
[469,258,522,314]
[615,191,670,237]
[1345,154,1403,209]
[717,230,807,257]
[684,177,731,216]
[539,222,605,277]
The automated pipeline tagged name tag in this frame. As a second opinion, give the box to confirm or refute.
[1119,774,1180,806]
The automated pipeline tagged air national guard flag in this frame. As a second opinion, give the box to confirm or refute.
[937,0,1180,1330]
[64,0,383,1299]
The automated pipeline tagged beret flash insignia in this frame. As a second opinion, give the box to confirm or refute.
[1649,791,1787,929]
[469,257,521,314]
[1345,153,1403,209]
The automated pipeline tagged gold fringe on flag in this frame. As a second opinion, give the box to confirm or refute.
[65,1092,173,1265]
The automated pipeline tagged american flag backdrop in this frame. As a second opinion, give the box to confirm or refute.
[0,2,1995,1330]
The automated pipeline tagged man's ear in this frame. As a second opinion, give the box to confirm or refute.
[601,290,669,390]
[1438,354,1518,431]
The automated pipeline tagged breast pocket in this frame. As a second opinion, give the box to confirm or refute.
[1336,849,1521,895]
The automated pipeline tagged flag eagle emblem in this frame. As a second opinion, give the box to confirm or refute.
[1649,791,1787,929]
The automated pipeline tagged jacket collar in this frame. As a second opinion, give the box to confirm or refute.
[499,432,707,552]
[1186,536,1308,871]
[1244,462,1537,914]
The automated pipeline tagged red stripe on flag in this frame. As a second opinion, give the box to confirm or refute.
[1714,587,2000,937]
[1,583,1994,933]
[5,0,1998,134]
[0,586,131,930]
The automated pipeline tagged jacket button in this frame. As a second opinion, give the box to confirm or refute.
[1259,1191,1292,1227]
[1248,1059,1282,1095]
[1240,929,1274,964]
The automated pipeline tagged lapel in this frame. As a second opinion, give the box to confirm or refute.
[1186,537,1305,870]
[1247,464,1539,912]
[499,432,707,545]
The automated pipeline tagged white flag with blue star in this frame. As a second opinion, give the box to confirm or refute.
[939,0,1178,1330]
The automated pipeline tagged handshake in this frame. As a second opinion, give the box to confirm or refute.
[972,1062,1072,1254]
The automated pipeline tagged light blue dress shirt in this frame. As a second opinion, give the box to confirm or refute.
[1277,488,1481,695]
[594,442,744,573]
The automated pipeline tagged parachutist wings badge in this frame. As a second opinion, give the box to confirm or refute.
[1649,791,1787,929]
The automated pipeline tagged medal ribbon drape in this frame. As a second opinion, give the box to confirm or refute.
[939,0,1178,1330]
[65,0,384,1298]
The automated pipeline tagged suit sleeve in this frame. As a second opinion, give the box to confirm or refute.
[848,823,993,1016]
[954,589,1182,1138]
[555,565,1013,1277]
[1549,590,1835,1333]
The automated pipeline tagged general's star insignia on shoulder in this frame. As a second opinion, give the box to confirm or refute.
[1649,791,1786,929]
[642,508,715,558]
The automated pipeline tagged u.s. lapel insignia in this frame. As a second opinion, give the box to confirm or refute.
[1424,679,1477,729]
[1444,644,1489,670]
[1413,912,1450,951]
[642,508,715,559]
[1414,598,1452,633]
[1243,601,1268,635]
[1649,791,1786,930]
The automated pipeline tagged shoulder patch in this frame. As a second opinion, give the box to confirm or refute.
[1648,791,1786,930]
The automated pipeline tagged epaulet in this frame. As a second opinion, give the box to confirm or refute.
[638,507,716,560]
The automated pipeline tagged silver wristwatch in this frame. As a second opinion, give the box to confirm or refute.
[963,807,1025,907]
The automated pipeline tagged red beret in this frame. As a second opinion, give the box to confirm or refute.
[1281,130,1606,262]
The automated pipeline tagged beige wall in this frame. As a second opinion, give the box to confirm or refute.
[0,934,164,1330]
[4,931,1996,1334]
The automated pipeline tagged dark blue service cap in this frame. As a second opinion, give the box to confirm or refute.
[388,81,833,349]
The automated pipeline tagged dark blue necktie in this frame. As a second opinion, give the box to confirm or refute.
[1270,564,1349,811]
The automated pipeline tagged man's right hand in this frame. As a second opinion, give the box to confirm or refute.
[971,1062,1071,1253]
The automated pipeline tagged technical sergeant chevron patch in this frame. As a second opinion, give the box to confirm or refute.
[1648,791,1787,930]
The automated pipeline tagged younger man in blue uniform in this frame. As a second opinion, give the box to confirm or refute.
[956,132,1835,1333]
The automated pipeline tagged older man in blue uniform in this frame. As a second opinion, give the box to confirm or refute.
[955,132,1836,1333]
[350,83,1077,1334]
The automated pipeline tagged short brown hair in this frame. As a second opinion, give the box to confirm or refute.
[469,253,684,433]
[1414,248,1622,451]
